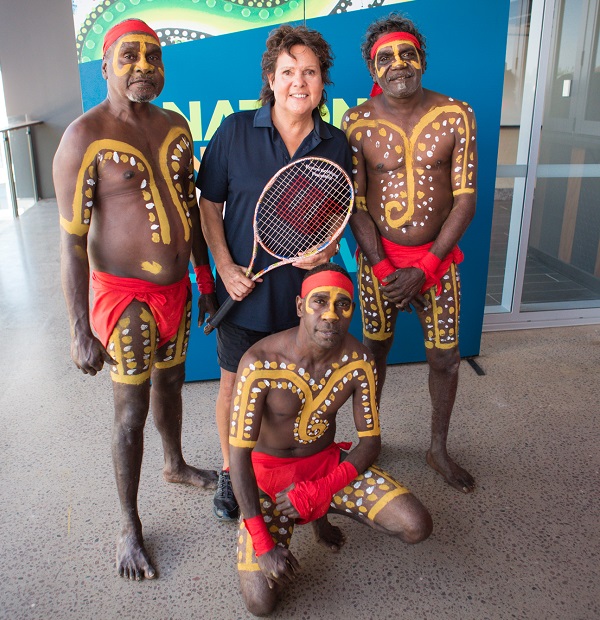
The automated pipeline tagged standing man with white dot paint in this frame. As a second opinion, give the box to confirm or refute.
[54,18,218,580]
[342,13,477,493]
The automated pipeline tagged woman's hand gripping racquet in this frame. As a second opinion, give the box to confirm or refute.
[204,156,354,335]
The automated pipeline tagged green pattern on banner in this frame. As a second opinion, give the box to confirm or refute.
[73,0,411,63]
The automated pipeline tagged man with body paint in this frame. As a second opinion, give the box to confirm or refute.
[229,263,432,616]
[53,18,218,580]
[342,13,477,494]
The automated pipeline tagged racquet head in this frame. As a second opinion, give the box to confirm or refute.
[254,157,354,260]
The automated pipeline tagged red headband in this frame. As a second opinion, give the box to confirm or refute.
[103,19,160,56]
[370,32,421,60]
[301,271,354,300]
[369,32,422,97]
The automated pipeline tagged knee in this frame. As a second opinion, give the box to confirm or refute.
[242,588,278,617]
[388,496,433,545]
[113,398,149,434]
[427,347,460,375]
[152,364,185,395]
[365,337,393,363]
[401,507,433,545]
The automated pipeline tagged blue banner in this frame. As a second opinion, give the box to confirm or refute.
[76,0,509,380]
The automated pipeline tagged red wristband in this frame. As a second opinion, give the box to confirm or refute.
[372,258,395,284]
[243,515,276,556]
[415,252,443,295]
[416,252,441,281]
[193,265,215,294]
[286,460,359,523]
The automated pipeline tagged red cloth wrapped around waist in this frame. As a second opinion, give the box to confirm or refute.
[90,271,190,348]
[380,238,464,295]
[251,441,352,522]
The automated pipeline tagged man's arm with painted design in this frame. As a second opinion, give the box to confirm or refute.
[228,355,299,588]
[337,354,381,473]
[428,102,477,261]
[344,111,388,267]
[198,196,257,302]
[54,122,115,375]
[185,140,217,326]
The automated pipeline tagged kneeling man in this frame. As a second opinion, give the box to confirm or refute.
[229,263,432,616]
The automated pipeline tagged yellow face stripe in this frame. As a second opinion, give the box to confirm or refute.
[304,286,353,319]
[375,41,422,78]
[112,34,164,77]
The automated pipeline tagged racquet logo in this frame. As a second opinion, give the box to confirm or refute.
[275,173,340,237]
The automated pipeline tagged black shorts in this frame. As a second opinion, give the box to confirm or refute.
[216,320,272,373]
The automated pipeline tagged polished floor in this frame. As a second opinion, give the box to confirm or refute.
[1,202,599,620]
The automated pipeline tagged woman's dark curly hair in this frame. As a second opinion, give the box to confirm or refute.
[259,24,334,111]
[361,13,427,72]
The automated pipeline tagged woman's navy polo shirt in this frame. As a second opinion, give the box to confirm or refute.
[197,103,352,333]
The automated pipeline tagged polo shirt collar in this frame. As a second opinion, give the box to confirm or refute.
[254,103,333,140]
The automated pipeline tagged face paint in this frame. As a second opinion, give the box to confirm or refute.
[375,40,422,79]
[304,286,353,320]
[111,34,164,77]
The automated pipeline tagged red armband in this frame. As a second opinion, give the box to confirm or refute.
[372,259,396,284]
[286,460,359,523]
[193,265,215,295]
[414,252,442,295]
[243,514,276,557]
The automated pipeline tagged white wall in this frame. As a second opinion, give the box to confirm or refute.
[0,0,83,198]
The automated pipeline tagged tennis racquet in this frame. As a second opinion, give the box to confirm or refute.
[204,156,354,335]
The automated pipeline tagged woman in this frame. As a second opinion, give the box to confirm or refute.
[197,24,352,522]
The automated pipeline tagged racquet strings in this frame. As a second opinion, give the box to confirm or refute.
[256,159,352,259]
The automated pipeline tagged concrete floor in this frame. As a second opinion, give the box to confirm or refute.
[1,202,599,620]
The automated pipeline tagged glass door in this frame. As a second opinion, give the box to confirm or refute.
[523,0,600,311]
[485,0,600,329]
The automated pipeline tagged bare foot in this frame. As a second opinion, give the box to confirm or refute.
[163,464,218,489]
[116,530,156,580]
[311,517,346,552]
[426,450,475,493]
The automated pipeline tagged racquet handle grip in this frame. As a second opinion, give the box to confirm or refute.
[203,295,236,335]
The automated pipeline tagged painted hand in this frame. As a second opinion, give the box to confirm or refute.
[197,292,218,326]
[381,267,426,311]
[257,546,300,590]
[275,484,301,519]
[71,332,116,376]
